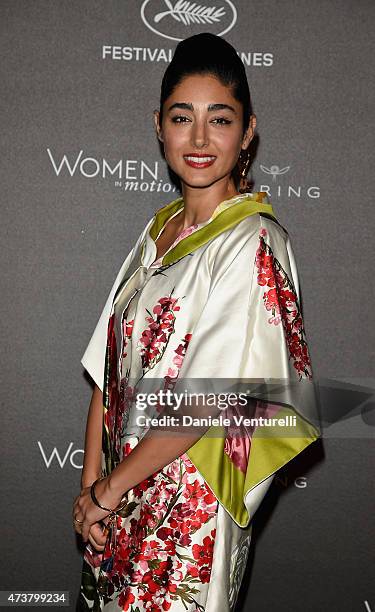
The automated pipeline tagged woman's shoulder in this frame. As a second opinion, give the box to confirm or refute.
[227,210,289,246]
[209,211,290,279]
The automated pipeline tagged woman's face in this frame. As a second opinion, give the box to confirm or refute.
[154,73,256,191]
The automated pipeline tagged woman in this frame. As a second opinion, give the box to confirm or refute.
[74,33,320,611]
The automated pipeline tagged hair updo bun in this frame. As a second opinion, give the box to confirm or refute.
[159,32,253,136]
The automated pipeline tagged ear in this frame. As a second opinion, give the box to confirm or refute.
[153,110,164,143]
[241,114,257,150]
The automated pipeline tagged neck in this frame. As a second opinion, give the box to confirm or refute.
[179,178,241,229]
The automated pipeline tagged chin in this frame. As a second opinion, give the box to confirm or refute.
[178,169,226,188]
[181,176,222,190]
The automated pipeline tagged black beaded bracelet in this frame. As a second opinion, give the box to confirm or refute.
[90,477,128,513]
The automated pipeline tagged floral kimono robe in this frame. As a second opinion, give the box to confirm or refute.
[77,191,320,612]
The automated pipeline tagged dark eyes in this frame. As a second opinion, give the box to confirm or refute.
[171,115,232,125]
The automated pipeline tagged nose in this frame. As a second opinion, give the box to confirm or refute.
[191,119,208,148]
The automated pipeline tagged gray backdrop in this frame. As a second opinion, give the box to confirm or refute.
[1,1,374,610]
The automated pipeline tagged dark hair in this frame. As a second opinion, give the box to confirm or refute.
[159,33,253,135]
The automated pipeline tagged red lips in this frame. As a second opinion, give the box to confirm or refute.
[183,153,217,169]
[184,153,216,157]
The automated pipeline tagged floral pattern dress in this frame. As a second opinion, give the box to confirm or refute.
[77,192,320,612]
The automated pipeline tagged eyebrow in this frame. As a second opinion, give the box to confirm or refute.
[167,102,237,113]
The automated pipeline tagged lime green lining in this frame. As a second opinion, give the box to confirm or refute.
[149,197,184,242]
[186,406,320,527]
[148,193,275,267]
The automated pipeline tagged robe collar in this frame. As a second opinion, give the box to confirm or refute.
[141,191,276,267]
[111,192,277,307]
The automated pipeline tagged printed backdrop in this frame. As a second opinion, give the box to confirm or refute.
[1,1,374,610]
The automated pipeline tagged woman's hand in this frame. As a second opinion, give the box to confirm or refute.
[72,476,124,546]
[75,474,109,551]
[87,517,110,552]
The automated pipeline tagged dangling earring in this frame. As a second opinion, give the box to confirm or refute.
[237,149,252,194]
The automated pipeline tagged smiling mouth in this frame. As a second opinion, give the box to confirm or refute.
[183,155,217,168]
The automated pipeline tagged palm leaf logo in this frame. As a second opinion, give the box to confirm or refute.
[154,0,226,25]
[260,164,290,182]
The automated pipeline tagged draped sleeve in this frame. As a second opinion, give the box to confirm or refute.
[172,212,321,527]
[80,220,153,391]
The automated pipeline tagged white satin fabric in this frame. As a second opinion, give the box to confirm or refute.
[81,193,309,610]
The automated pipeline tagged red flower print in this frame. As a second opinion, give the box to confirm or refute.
[162,332,192,382]
[122,441,133,458]
[255,233,312,379]
[156,526,174,541]
[182,454,198,474]
[103,313,122,470]
[192,534,215,567]
[150,332,194,417]
[183,480,206,512]
[118,587,135,611]
[186,563,200,577]
[121,316,134,365]
[83,543,102,569]
[137,291,181,372]
[198,565,211,583]
[85,455,218,608]
[203,486,217,505]
[88,246,222,609]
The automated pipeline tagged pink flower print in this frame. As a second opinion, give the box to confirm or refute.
[165,365,178,378]
[222,399,280,473]
[162,333,193,390]
[186,562,200,578]
[181,454,198,473]
[164,223,200,257]
[89,422,219,609]
[151,223,200,268]
[116,528,132,562]
[165,459,185,483]
[171,332,192,370]
[83,543,102,569]
[172,352,184,369]
[130,568,144,584]
[136,539,161,566]
[224,429,249,474]
[137,293,181,372]
[255,233,312,379]
[120,316,134,378]
[122,317,134,351]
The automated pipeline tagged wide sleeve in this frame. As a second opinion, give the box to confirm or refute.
[172,214,321,526]
[81,219,153,391]
[80,249,135,391]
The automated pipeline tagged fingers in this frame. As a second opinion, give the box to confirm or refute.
[72,491,110,542]
[81,517,107,542]
[72,504,84,535]
[81,521,90,542]
[88,533,105,552]
[72,500,84,535]
[88,523,108,552]
[72,493,91,539]
[73,516,84,535]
